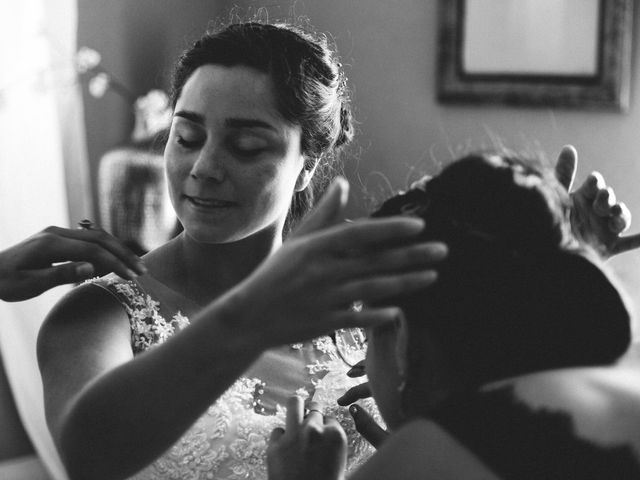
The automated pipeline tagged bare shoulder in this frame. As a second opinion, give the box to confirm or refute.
[38,281,128,341]
[349,419,500,480]
[37,281,132,380]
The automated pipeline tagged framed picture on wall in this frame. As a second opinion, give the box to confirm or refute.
[437,0,633,110]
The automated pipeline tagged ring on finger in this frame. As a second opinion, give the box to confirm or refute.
[77,219,94,230]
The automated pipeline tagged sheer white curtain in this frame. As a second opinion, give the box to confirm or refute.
[0,0,91,478]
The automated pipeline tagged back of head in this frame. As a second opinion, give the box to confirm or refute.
[373,153,631,402]
[170,21,353,231]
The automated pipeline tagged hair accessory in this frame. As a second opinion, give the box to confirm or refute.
[78,219,94,230]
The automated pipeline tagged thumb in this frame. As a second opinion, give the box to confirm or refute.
[29,262,95,292]
[555,145,578,192]
[349,403,388,449]
[291,177,349,238]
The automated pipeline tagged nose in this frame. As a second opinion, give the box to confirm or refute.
[189,142,225,182]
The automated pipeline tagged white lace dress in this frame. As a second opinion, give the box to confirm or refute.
[90,276,377,480]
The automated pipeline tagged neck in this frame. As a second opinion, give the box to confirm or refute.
[163,228,282,305]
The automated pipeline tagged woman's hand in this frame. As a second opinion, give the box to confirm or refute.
[337,361,390,448]
[0,225,147,302]
[227,177,448,347]
[267,397,347,480]
[555,145,640,258]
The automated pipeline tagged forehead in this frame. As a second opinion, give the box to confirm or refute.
[176,64,282,121]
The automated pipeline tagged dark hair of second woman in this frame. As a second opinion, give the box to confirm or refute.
[170,21,354,232]
[372,153,632,418]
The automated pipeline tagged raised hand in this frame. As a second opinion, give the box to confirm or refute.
[555,145,640,258]
[228,177,448,348]
[0,225,147,302]
[267,397,347,480]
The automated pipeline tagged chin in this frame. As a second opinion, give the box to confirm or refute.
[184,225,237,244]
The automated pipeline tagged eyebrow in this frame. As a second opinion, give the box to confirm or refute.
[174,110,278,132]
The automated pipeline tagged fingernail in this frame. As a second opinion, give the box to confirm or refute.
[421,270,438,283]
[427,243,448,258]
[125,268,139,279]
[136,262,148,275]
[347,366,364,377]
[75,263,94,278]
[349,405,359,415]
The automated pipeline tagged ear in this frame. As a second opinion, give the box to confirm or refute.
[295,156,319,192]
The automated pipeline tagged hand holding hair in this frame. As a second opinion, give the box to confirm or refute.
[0,224,147,302]
[555,145,640,257]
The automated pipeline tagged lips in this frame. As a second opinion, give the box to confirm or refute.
[184,195,236,209]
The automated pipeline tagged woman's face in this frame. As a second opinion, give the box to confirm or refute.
[165,64,308,244]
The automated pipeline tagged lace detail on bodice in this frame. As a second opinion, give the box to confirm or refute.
[89,276,378,479]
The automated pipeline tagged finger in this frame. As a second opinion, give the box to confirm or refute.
[349,404,388,448]
[333,242,448,281]
[573,172,605,202]
[609,202,631,234]
[323,416,348,443]
[323,416,341,428]
[292,177,349,237]
[333,270,438,308]
[269,427,286,443]
[44,226,147,275]
[554,145,577,191]
[611,233,640,255]
[331,306,406,332]
[337,382,372,406]
[304,401,324,427]
[286,395,304,432]
[37,236,142,280]
[306,216,426,254]
[593,188,616,217]
[347,360,366,378]
[8,262,94,300]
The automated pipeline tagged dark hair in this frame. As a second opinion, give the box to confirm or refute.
[372,153,631,413]
[170,21,353,231]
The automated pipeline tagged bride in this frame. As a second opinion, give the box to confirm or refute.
[36,21,445,480]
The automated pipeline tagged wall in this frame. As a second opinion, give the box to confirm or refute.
[78,0,640,318]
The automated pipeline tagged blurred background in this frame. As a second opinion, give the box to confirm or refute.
[1,2,640,478]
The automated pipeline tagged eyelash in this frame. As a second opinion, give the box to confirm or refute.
[174,135,268,157]
[229,144,266,157]
[176,136,200,149]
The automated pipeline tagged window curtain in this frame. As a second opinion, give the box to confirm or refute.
[0,0,91,478]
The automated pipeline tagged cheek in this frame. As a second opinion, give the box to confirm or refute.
[239,161,299,208]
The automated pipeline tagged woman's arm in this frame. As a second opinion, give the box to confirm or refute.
[38,283,265,480]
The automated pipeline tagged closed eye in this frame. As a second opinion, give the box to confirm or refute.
[228,135,270,158]
[176,136,201,149]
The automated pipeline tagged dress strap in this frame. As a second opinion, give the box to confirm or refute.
[86,275,190,354]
